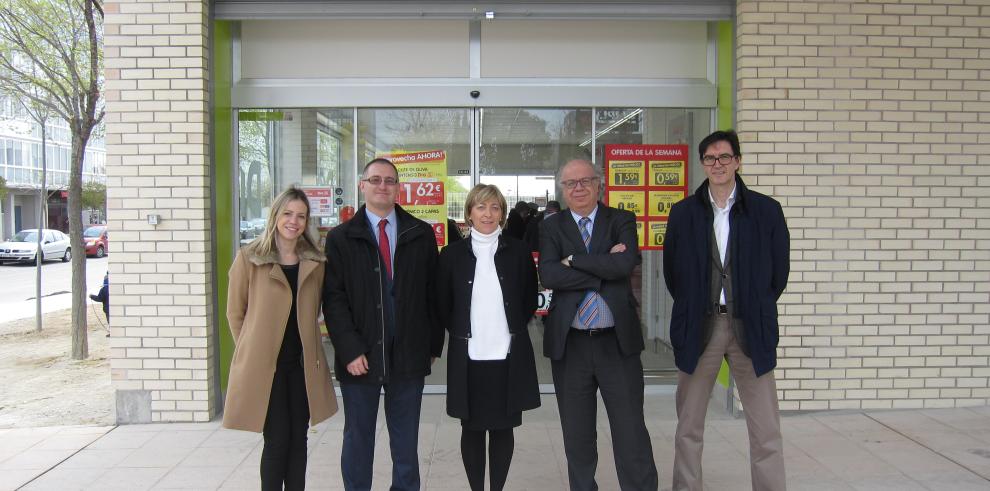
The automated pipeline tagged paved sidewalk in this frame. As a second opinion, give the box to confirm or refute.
[2,393,989,490]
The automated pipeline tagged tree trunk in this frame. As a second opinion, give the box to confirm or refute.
[70,131,87,360]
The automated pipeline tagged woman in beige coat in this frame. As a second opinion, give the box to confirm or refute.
[223,187,337,491]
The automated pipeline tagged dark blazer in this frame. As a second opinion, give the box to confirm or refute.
[663,175,789,377]
[323,204,445,384]
[538,203,644,360]
[437,233,541,420]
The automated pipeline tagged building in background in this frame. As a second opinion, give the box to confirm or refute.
[103,0,990,424]
[0,95,106,239]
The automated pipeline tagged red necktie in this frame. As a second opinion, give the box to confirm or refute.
[378,219,392,279]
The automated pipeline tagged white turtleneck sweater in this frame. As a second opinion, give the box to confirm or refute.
[468,226,511,360]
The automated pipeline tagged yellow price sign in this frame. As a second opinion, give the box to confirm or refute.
[608,160,646,187]
[648,221,668,248]
[607,190,646,216]
[648,190,685,218]
[635,221,646,247]
[649,160,685,186]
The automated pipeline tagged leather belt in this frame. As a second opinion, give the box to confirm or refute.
[570,327,615,336]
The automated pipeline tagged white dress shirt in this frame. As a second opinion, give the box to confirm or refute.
[709,185,736,305]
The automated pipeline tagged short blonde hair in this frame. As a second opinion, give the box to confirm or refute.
[463,184,508,228]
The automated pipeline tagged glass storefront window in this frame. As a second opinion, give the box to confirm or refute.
[357,108,471,244]
[237,109,356,247]
[479,108,592,208]
[234,106,713,383]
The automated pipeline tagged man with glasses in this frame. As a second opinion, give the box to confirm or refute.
[539,159,659,490]
[323,158,444,490]
[663,130,789,491]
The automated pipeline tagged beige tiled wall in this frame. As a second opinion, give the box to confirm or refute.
[737,0,990,411]
[104,0,216,423]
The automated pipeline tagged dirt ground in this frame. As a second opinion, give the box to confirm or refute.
[0,307,113,428]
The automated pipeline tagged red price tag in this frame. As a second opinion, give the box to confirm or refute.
[397,181,445,206]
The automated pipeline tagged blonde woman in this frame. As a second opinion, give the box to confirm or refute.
[437,184,540,491]
[223,187,337,490]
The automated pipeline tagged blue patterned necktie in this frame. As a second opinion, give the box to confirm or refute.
[576,217,605,329]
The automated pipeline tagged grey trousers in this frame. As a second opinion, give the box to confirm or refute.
[672,314,786,491]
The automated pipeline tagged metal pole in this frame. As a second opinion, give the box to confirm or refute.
[35,119,47,332]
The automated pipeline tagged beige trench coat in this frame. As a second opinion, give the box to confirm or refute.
[222,242,337,433]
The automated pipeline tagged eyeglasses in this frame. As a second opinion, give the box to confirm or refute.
[701,153,737,166]
[561,177,600,190]
[362,176,399,186]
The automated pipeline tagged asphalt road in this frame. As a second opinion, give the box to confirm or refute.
[0,256,108,323]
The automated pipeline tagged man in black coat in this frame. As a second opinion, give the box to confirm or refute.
[323,158,444,491]
[539,159,658,491]
[663,130,789,491]
[523,200,560,253]
[504,201,531,239]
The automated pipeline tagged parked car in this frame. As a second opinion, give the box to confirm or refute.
[83,225,109,258]
[0,229,71,264]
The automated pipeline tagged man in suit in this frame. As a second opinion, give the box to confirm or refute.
[323,158,444,490]
[539,159,658,490]
[663,130,789,491]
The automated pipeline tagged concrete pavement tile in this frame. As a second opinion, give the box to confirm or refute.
[303,463,345,489]
[152,464,236,489]
[218,464,261,490]
[197,428,261,448]
[919,476,990,491]
[783,478,855,491]
[20,465,106,490]
[31,432,104,451]
[0,469,41,491]
[177,445,253,467]
[54,425,114,436]
[118,446,191,468]
[85,429,157,450]
[847,477,927,490]
[84,466,170,490]
[58,448,134,469]
[141,429,214,450]
[935,448,990,479]
[0,448,75,470]
[920,408,990,433]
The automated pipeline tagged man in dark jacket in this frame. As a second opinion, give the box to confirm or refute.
[323,158,444,491]
[504,201,531,239]
[663,130,789,491]
[523,200,560,252]
[539,159,658,491]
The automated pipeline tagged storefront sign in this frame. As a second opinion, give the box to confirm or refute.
[300,187,334,217]
[377,149,450,246]
[603,144,689,251]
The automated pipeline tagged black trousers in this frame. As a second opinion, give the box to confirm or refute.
[551,330,659,491]
[261,361,310,491]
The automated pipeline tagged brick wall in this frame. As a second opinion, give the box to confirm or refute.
[737,0,990,410]
[103,0,215,423]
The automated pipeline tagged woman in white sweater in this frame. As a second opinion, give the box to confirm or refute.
[437,184,540,491]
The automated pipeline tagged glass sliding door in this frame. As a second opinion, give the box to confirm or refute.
[479,108,596,386]
[594,107,712,378]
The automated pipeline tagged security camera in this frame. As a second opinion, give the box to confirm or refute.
[470,90,481,99]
